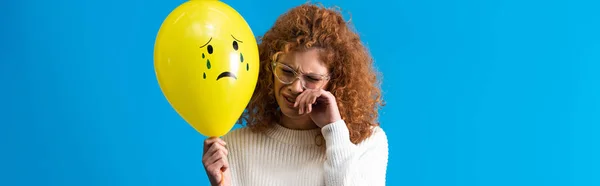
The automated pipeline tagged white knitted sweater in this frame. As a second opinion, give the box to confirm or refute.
[222,120,389,186]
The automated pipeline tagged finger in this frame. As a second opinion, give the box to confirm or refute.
[203,139,214,154]
[207,161,225,183]
[306,91,318,114]
[203,137,225,154]
[294,91,306,108]
[322,90,335,101]
[206,149,228,165]
[221,151,230,171]
[211,142,229,157]
[310,95,318,107]
[214,137,227,146]
[315,89,329,106]
[300,90,314,114]
[206,140,226,157]
[301,92,308,114]
[207,142,228,158]
[296,91,308,114]
[316,90,333,104]
[203,142,227,164]
[203,148,220,165]
[311,90,324,104]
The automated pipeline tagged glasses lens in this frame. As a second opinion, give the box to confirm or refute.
[274,64,296,84]
[301,75,325,89]
[273,62,328,89]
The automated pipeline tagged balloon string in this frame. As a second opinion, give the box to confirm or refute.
[220,170,224,186]
[219,135,225,185]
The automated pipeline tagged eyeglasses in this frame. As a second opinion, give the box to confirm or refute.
[272,62,330,90]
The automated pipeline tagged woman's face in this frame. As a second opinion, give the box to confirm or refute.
[272,48,330,120]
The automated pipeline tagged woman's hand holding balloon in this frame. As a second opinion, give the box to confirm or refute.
[202,137,231,186]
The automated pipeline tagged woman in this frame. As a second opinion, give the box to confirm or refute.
[202,3,388,186]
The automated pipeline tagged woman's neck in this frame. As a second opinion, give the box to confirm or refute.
[279,114,319,130]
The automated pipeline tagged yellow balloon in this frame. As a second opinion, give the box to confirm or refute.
[154,0,259,137]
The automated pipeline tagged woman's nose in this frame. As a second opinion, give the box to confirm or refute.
[288,78,304,93]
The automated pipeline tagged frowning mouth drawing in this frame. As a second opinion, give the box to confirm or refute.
[217,71,237,80]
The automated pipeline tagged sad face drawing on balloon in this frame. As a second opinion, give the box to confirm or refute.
[154,0,259,137]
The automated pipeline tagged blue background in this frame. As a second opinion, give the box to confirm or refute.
[1,0,599,185]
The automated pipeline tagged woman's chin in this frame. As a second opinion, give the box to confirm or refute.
[280,106,299,117]
[279,104,307,119]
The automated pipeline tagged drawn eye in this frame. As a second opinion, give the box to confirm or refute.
[207,45,213,54]
[232,41,239,51]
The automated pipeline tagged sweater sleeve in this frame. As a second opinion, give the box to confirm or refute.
[321,120,389,186]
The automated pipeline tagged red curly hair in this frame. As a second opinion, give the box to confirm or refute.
[240,3,384,144]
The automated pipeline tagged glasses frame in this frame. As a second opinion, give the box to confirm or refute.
[271,62,331,90]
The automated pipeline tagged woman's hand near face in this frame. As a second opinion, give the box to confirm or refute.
[294,88,342,127]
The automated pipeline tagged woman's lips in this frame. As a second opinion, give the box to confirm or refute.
[283,95,296,107]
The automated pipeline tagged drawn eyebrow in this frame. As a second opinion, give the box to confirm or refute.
[231,35,243,43]
[199,37,212,48]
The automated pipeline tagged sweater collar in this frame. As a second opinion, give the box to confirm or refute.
[264,123,323,146]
